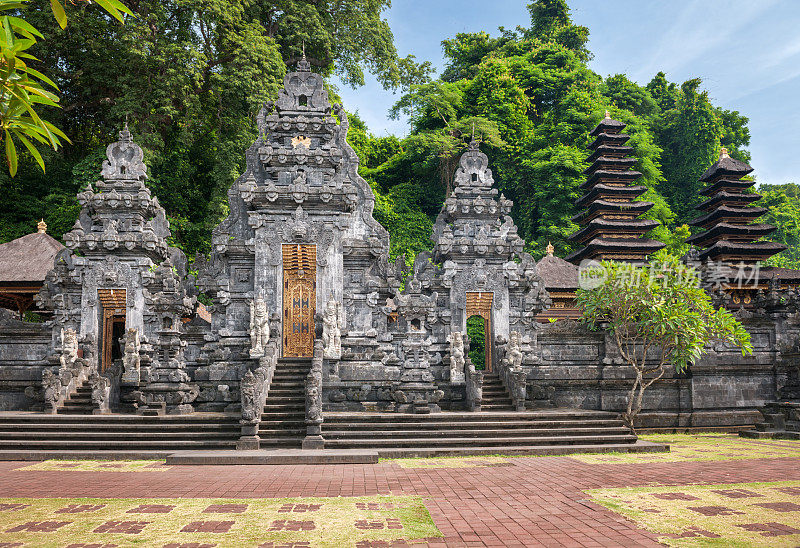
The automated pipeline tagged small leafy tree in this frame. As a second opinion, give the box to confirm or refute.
[575,251,753,432]
[0,0,131,175]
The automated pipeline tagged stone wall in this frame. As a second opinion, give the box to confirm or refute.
[0,312,51,411]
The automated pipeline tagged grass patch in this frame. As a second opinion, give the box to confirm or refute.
[587,480,800,547]
[571,434,800,464]
[14,460,170,472]
[0,495,441,547]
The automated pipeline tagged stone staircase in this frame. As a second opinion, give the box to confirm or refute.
[480,372,514,411]
[258,357,312,449]
[57,383,95,414]
[321,409,653,457]
[0,413,240,459]
[740,401,800,440]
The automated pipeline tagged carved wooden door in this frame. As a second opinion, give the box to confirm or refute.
[282,244,317,357]
[466,291,493,371]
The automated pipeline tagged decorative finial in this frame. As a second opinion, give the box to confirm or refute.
[119,121,132,142]
[720,147,729,160]
[546,241,554,257]
[604,110,610,119]
[471,120,475,141]
[37,219,47,234]
[297,42,311,72]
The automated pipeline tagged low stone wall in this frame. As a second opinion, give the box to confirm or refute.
[0,317,51,411]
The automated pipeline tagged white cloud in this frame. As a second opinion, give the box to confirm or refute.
[633,0,779,82]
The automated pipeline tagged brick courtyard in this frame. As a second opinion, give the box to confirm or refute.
[1,435,799,547]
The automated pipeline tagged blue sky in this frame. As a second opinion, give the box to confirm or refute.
[333,0,800,187]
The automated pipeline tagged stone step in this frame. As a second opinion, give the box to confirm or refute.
[323,411,620,423]
[258,429,307,437]
[325,434,638,449]
[322,419,625,430]
[0,439,237,450]
[0,414,239,424]
[259,420,307,428]
[264,396,305,405]
[0,423,239,433]
[0,431,240,441]
[263,404,304,412]
[323,427,632,439]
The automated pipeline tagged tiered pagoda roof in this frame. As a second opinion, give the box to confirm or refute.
[686,149,786,264]
[566,112,664,264]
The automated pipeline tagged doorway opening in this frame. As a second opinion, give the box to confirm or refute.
[466,291,493,371]
[98,288,127,372]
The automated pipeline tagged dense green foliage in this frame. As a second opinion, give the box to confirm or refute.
[576,251,753,431]
[466,315,486,370]
[1,0,798,274]
[0,0,430,251]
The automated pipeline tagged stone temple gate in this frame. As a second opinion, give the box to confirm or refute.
[1,55,799,454]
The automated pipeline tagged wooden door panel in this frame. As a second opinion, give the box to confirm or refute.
[282,244,317,358]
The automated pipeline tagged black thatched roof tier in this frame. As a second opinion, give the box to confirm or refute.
[583,156,638,175]
[699,240,787,262]
[699,178,755,196]
[568,218,660,244]
[589,113,626,136]
[581,169,643,189]
[571,200,655,223]
[695,191,762,211]
[575,184,648,207]
[589,132,630,150]
[537,253,579,289]
[689,205,768,228]
[700,152,754,182]
[565,237,665,263]
[0,231,63,284]
[686,223,776,246]
[586,144,634,163]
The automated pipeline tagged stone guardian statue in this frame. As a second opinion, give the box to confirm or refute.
[121,327,141,384]
[449,331,466,384]
[322,298,344,359]
[249,297,270,358]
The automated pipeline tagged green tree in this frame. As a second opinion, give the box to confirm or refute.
[576,251,752,432]
[1,0,429,256]
[0,0,130,176]
[759,183,800,270]
[651,79,722,221]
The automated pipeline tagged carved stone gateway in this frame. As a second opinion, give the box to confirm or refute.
[1,53,792,431]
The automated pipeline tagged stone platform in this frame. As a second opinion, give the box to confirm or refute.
[166,449,379,465]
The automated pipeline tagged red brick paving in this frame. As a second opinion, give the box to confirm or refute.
[1,456,800,546]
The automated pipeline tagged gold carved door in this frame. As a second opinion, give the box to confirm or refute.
[466,291,493,371]
[282,244,317,357]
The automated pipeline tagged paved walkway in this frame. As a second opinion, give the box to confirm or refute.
[1,449,799,547]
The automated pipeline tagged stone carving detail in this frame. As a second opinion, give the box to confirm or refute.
[449,331,466,384]
[41,368,61,411]
[249,297,270,358]
[507,331,523,371]
[322,299,344,359]
[59,328,79,370]
[90,372,111,414]
[121,328,141,384]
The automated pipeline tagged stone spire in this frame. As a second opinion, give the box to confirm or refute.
[686,149,785,265]
[566,112,664,264]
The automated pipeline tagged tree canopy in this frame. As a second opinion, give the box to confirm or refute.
[1,0,797,273]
